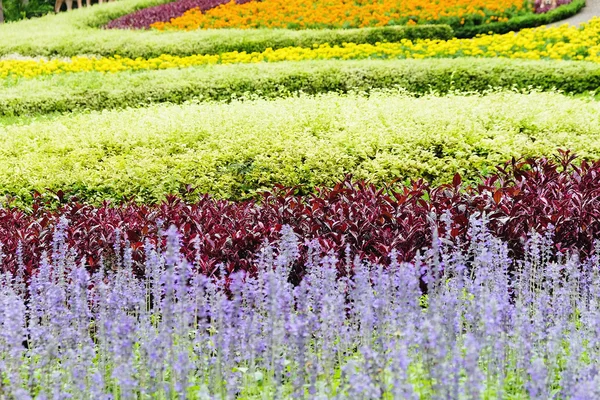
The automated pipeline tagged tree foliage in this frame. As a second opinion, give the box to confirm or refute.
[1,0,54,22]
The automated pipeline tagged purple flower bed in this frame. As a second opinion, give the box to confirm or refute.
[105,0,254,30]
[534,0,574,13]
[1,221,599,397]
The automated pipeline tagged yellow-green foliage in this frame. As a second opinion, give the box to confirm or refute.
[2,90,600,204]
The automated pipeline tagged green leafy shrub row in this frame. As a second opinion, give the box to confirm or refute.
[454,0,585,37]
[2,90,600,205]
[2,58,600,117]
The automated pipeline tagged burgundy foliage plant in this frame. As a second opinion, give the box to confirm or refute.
[105,0,253,30]
[1,151,600,280]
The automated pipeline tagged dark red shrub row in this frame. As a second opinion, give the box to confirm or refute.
[105,0,253,30]
[2,151,600,280]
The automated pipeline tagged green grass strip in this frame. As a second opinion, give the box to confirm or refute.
[2,90,600,205]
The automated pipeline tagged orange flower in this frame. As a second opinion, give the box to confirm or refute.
[152,0,528,31]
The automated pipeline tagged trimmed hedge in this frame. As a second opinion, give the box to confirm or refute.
[2,58,600,117]
[454,0,585,37]
[0,0,451,58]
[2,90,600,205]
[3,23,452,57]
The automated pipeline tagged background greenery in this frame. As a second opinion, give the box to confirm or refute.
[0,0,53,22]
[453,0,585,37]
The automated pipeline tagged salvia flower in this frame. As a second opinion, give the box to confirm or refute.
[0,219,597,398]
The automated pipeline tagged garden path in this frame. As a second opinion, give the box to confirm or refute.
[548,0,600,26]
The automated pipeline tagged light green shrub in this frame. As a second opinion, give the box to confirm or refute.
[2,90,600,204]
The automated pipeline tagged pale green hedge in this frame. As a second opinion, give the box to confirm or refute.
[2,58,600,117]
[2,90,600,204]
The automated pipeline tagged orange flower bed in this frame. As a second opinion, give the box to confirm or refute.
[152,0,527,31]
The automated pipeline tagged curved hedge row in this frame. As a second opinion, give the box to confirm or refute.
[2,58,600,117]
[2,90,600,205]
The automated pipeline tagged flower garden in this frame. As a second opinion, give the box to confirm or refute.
[149,0,525,30]
[3,0,600,398]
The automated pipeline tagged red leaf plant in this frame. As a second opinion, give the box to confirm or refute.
[1,151,599,282]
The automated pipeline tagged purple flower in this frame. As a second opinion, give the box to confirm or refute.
[0,219,599,397]
[105,0,255,30]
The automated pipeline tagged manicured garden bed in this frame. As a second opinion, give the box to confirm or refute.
[1,0,599,397]
[6,17,600,79]
[0,0,585,57]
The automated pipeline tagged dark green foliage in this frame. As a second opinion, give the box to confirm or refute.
[1,0,53,22]
[2,58,600,116]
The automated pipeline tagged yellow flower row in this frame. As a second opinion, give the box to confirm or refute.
[2,18,600,80]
